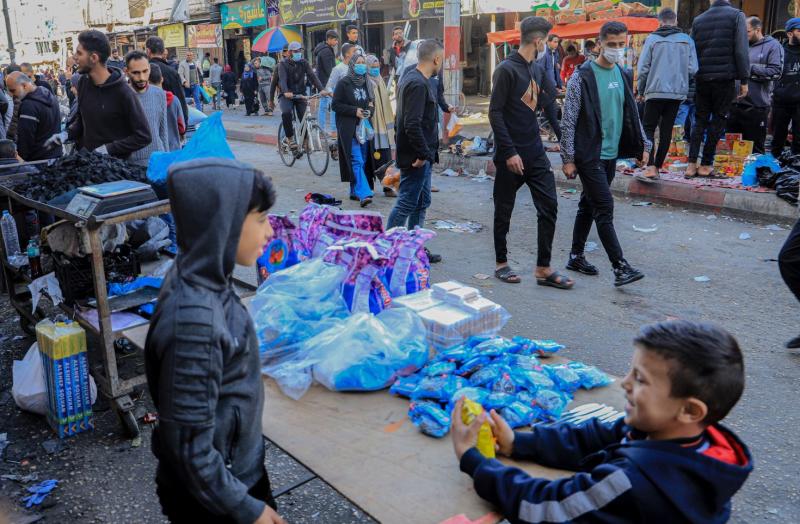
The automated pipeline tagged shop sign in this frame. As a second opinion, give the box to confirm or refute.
[279,0,358,24]
[403,0,444,19]
[187,24,223,48]
[474,0,562,14]
[157,23,186,48]
[221,0,266,29]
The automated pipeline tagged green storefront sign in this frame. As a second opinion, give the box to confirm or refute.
[221,0,266,29]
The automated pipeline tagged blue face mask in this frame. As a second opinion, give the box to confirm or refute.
[292,52,303,61]
[353,63,367,76]
[369,67,380,77]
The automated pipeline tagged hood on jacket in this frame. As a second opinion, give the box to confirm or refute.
[653,25,684,38]
[167,158,257,290]
[314,42,331,55]
[90,67,125,89]
[615,424,752,522]
[751,35,777,49]
[22,85,57,107]
[165,90,174,106]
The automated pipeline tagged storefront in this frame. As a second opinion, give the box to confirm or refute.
[220,0,269,76]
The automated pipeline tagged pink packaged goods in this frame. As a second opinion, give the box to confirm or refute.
[375,228,434,297]
[325,241,392,314]
[256,215,307,284]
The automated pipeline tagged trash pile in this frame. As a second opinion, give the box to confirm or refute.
[1,151,148,202]
[390,334,613,438]
[751,151,800,205]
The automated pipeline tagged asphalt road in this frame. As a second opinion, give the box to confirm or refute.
[1,139,797,523]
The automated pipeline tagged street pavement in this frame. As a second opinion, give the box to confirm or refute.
[0,138,797,523]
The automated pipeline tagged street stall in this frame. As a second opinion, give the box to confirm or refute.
[487,16,659,45]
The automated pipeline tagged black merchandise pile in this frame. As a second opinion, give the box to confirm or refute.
[758,151,800,206]
[1,151,149,203]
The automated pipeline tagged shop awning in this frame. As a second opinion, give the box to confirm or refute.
[487,16,659,45]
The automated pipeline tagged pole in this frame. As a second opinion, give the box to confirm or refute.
[443,0,461,107]
[489,14,496,92]
[1,0,14,63]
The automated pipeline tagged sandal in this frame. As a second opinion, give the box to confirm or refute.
[495,266,521,284]
[536,271,574,290]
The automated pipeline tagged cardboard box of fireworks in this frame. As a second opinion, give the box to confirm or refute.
[713,134,754,177]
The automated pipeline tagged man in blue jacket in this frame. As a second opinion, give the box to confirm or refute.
[727,16,783,155]
[452,320,753,524]
[6,71,62,161]
[537,34,563,141]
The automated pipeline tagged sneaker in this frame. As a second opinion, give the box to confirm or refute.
[425,247,442,264]
[566,254,599,276]
[360,196,373,208]
[613,260,644,287]
[787,334,800,349]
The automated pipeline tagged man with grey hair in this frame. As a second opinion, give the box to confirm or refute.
[726,16,783,154]
[6,71,62,161]
[637,7,698,179]
[489,16,569,287]
[387,38,444,263]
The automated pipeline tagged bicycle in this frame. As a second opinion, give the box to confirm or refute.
[277,94,331,177]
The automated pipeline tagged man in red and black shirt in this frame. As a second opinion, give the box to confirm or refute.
[388,26,411,84]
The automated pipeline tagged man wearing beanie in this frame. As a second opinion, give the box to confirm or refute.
[771,18,800,158]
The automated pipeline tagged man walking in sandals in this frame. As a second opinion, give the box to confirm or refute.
[489,16,573,289]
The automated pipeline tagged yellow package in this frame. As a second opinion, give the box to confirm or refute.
[732,140,754,158]
[462,398,495,458]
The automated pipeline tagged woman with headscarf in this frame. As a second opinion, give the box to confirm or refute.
[364,54,396,197]
[240,62,258,116]
[221,64,237,109]
[331,52,375,207]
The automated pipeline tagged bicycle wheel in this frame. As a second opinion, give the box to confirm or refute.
[306,123,330,177]
[277,123,296,167]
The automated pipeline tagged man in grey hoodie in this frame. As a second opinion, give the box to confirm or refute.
[726,16,783,154]
[637,8,698,179]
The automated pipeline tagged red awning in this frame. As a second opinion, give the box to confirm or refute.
[486,17,659,45]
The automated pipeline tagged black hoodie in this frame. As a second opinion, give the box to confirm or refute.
[17,85,62,161]
[313,41,336,86]
[67,67,151,159]
[145,158,268,524]
[773,42,800,105]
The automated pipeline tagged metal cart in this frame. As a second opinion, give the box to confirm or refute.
[0,177,170,438]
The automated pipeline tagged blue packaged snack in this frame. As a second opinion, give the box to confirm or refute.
[567,362,613,389]
[511,336,536,355]
[515,389,535,406]
[390,375,421,398]
[511,369,555,392]
[469,364,510,388]
[472,337,518,357]
[531,339,565,355]
[457,355,492,377]
[500,400,536,429]
[411,374,467,403]
[484,391,515,411]
[448,386,490,409]
[423,361,457,377]
[507,353,540,370]
[544,365,582,393]
[465,334,495,348]
[409,401,451,438]
[491,372,517,395]
[436,345,472,364]
[531,389,571,422]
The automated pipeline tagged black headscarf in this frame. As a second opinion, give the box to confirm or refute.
[347,51,366,87]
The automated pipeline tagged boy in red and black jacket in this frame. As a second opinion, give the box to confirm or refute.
[452,320,752,523]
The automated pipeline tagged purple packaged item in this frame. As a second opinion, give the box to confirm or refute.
[256,215,306,284]
[297,203,334,255]
[376,227,434,297]
[326,241,392,314]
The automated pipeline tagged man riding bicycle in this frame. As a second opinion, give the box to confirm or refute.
[278,41,329,152]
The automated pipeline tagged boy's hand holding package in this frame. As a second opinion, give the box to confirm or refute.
[451,398,488,460]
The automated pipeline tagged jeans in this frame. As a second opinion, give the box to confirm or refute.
[279,98,307,139]
[387,161,432,230]
[675,101,695,142]
[642,98,681,168]
[727,104,769,155]
[350,138,373,200]
[257,84,270,113]
[493,153,558,267]
[211,82,222,109]
[688,80,735,165]
[185,84,203,112]
[571,158,624,265]
[771,102,800,158]
[779,218,800,304]
[318,96,335,133]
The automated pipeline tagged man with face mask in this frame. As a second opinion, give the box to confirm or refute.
[45,30,150,159]
[6,71,61,161]
[561,21,650,287]
[770,18,800,159]
[124,51,167,166]
[277,41,328,151]
[488,17,569,288]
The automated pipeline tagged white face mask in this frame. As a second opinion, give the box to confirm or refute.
[603,47,625,64]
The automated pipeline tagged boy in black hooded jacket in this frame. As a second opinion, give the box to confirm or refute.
[145,158,285,524]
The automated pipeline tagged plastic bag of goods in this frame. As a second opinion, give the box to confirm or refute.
[323,240,393,314]
[255,215,307,284]
[374,227,434,297]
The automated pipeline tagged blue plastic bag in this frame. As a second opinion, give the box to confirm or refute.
[448,386,490,409]
[567,362,613,389]
[472,337,518,357]
[409,401,451,438]
[457,355,492,377]
[511,369,555,392]
[500,401,536,429]
[390,375,421,398]
[435,345,473,364]
[423,361,457,377]
[468,364,510,388]
[530,389,571,422]
[544,365,582,394]
[742,153,780,187]
[484,391,515,411]
[412,374,468,403]
[147,112,235,185]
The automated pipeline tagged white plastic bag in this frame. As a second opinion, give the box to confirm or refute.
[12,342,97,415]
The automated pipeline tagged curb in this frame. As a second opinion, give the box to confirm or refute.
[227,131,797,223]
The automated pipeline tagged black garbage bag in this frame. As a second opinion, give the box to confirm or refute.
[778,150,800,170]
[757,166,782,188]
[775,170,800,206]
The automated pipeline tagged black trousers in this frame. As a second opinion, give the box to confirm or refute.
[571,159,624,265]
[779,218,800,304]
[243,92,257,115]
[727,104,769,155]
[493,153,558,267]
[156,466,277,523]
[279,98,307,138]
[771,102,800,158]
[689,80,736,166]
[542,103,562,141]
[642,98,682,169]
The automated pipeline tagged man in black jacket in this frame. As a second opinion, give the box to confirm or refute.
[387,39,444,262]
[146,36,188,129]
[6,72,61,161]
[687,0,749,177]
[145,159,286,524]
[314,30,339,133]
[45,30,151,159]
[278,41,327,150]
[771,18,800,158]
[489,16,571,288]
[561,21,650,287]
